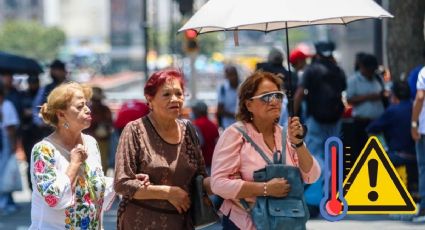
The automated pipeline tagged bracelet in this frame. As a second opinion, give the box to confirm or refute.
[263,182,267,196]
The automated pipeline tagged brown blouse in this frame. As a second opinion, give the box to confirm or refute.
[114,117,207,230]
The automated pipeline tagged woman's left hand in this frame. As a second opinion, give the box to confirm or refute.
[135,173,150,188]
[288,117,304,146]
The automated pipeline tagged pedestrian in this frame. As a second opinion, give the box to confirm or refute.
[366,81,417,191]
[85,86,113,174]
[411,66,425,223]
[191,100,219,173]
[29,82,116,229]
[0,86,20,215]
[114,69,212,229]
[210,71,320,229]
[347,53,386,157]
[32,59,68,138]
[407,49,425,101]
[293,41,346,215]
[21,75,41,190]
[216,65,239,129]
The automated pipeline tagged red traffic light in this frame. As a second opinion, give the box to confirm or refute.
[185,29,198,39]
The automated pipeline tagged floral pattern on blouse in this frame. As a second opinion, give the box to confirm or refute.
[32,141,106,230]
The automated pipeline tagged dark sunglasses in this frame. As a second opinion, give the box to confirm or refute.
[250,91,285,103]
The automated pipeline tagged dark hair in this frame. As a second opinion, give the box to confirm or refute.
[50,59,66,70]
[359,53,378,71]
[354,52,367,71]
[236,71,283,122]
[192,100,208,118]
[225,65,238,77]
[144,69,185,98]
[392,81,411,101]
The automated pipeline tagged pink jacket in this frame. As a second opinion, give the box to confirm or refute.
[211,122,321,230]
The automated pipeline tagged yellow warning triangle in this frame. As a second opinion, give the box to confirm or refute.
[342,136,416,214]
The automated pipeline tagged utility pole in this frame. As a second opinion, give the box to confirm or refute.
[374,0,383,64]
[142,0,149,81]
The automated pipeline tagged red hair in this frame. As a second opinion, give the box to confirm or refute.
[144,69,185,97]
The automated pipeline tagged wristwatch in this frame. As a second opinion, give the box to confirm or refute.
[291,141,304,149]
[412,121,419,128]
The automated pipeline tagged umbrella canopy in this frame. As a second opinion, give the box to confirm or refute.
[0,51,43,75]
[178,0,392,116]
[179,0,393,33]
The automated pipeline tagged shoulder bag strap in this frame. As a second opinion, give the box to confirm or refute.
[234,124,273,165]
[280,126,287,165]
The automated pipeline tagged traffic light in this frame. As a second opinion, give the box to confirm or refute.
[183,29,199,53]
[178,0,193,16]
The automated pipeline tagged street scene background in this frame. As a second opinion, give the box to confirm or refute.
[0,0,425,229]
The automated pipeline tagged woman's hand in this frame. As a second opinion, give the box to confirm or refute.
[135,173,150,188]
[266,178,291,198]
[288,117,304,146]
[167,186,191,214]
[69,144,88,166]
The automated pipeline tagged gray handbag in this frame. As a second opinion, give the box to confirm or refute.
[235,125,309,230]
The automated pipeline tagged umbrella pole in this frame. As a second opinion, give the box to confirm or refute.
[284,23,294,117]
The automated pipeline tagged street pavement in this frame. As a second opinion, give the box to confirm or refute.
[1,162,424,229]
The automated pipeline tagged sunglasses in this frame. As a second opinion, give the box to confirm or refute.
[250,91,285,103]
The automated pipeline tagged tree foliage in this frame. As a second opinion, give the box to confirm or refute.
[0,21,66,61]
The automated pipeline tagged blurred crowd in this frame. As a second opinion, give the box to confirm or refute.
[0,41,424,225]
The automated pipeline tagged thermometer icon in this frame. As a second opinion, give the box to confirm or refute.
[320,137,348,221]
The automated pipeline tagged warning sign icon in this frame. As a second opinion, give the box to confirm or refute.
[342,136,417,214]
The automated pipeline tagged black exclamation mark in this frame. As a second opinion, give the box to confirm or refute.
[368,159,379,201]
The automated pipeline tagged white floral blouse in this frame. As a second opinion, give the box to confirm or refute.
[29,134,115,230]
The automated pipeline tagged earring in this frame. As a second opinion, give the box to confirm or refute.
[63,122,69,129]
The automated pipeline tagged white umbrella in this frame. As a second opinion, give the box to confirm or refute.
[179,0,392,33]
[178,0,393,115]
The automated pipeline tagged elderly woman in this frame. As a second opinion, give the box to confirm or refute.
[211,71,321,230]
[29,82,115,229]
[114,69,210,229]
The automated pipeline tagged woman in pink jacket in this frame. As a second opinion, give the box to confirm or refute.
[211,71,321,230]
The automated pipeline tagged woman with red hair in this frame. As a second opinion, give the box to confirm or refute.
[114,69,211,229]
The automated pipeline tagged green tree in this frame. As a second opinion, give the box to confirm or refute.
[0,21,66,61]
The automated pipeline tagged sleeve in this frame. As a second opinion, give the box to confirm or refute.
[299,157,321,184]
[346,76,357,100]
[417,68,425,90]
[32,142,74,209]
[366,109,393,134]
[102,176,116,211]
[210,126,245,199]
[2,101,19,127]
[286,139,321,184]
[186,121,208,177]
[217,84,225,104]
[88,136,116,209]
[113,122,145,198]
